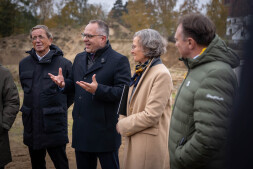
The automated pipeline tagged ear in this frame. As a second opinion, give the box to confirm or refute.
[188,38,196,50]
[49,38,53,45]
[102,35,107,43]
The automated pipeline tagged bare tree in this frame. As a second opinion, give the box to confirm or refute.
[205,0,228,37]
[155,0,177,36]
[179,0,199,15]
[35,0,54,23]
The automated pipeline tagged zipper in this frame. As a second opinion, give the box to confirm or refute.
[171,59,190,115]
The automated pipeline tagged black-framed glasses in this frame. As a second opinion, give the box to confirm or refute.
[81,33,104,39]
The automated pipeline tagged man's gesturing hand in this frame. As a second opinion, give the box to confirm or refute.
[48,67,65,88]
[76,74,98,94]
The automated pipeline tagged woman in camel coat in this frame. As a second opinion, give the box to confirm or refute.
[117,29,173,169]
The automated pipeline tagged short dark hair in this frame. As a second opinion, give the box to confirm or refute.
[89,20,109,39]
[178,13,216,46]
[30,25,52,39]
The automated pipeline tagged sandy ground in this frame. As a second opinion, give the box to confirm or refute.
[6,105,126,169]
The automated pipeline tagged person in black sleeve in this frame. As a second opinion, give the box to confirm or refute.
[19,25,73,169]
[0,65,19,169]
[49,20,131,169]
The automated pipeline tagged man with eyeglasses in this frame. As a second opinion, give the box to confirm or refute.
[19,25,74,169]
[49,20,131,169]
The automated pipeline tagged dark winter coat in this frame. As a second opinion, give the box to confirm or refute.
[19,44,73,149]
[64,42,131,152]
[0,65,19,167]
[169,35,240,169]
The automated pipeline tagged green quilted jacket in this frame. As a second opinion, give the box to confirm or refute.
[169,35,240,169]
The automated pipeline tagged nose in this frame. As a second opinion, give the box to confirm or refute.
[131,50,134,55]
[175,42,178,47]
[83,36,89,42]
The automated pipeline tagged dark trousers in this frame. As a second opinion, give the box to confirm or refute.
[28,145,69,169]
[75,150,119,169]
[0,166,4,169]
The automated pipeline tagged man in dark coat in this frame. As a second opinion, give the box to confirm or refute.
[19,25,73,169]
[0,65,19,169]
[49,20,131,169]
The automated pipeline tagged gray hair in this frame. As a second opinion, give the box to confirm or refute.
[133,29,167,59]
[30,25,53,39]
[89,20,109,40]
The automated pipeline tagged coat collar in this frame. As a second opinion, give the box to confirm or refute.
[82,41,111,76]
[179,35,240,69]
[26,44,63,64]
[129,57,162,104]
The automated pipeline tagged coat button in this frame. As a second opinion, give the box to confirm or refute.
[79,96,82,99]
[83,77,87,80]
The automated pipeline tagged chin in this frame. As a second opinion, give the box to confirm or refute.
[133,56,138,62]
[35,47,43,51]
[36,49,45,53]
[86,49,94,53]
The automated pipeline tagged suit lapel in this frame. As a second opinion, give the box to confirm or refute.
[76,53,88,76]
[84,51,108,76]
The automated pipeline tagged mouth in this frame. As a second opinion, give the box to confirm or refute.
[85,43,91,48]
[36,45,43,48]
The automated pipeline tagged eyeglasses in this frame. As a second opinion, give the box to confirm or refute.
[131,45,136,50]
[31,35,45,41]
[81,33,104,39]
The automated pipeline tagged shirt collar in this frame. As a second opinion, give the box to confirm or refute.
[193,48,206,59]
[36,49,50,61]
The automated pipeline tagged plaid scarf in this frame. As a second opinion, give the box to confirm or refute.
[130,59,151,87]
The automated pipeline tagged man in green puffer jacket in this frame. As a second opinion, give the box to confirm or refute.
[169,13,240,169]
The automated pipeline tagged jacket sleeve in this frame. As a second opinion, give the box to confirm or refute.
[64,60,74,108]
[175,68,237,168]
[2,70,20,130]
[94,56,131,102]
[117,71,172,136]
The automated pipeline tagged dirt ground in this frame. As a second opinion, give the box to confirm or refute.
[6,105,118,169]
[4,67,186,169]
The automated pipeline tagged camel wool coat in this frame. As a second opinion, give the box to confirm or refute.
[117,58,173,169]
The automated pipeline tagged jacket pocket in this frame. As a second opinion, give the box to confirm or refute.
[43,72,58,94]
[42,107,66,133]
[20,71,33,94]
[140,127,158,136]
[20,105,32,133]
